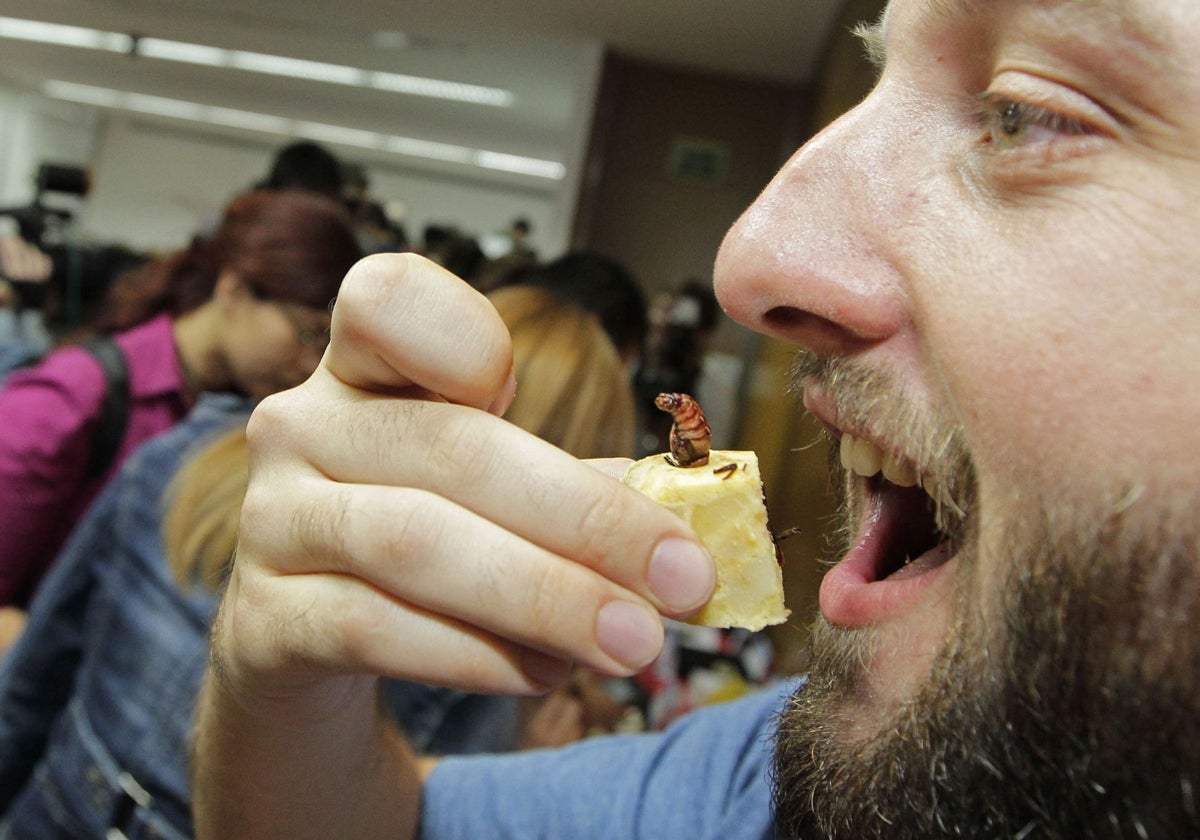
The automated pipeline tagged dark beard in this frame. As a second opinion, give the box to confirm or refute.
[771,502,1200,839]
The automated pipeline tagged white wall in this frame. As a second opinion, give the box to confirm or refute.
[80,116,566,255]
[0,83,584,259]
[0,88,98,210]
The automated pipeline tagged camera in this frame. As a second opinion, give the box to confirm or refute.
[0,163,147,331]
[0,162,90,246]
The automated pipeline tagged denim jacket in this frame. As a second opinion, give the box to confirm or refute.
[0,393,519,838]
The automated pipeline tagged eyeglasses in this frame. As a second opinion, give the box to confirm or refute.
[278,303,332,353]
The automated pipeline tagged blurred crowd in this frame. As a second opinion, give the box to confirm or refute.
[0,139,781,838]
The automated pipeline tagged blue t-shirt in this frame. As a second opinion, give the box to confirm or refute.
[421,679,798,839]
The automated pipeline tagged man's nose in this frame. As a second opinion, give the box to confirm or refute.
[714,84,915,358]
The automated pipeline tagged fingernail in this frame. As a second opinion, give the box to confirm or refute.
[647,538,714,613]
[488,370,517,416]
[595,601,663,669]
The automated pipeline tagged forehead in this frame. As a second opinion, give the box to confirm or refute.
[876,0,1185,56]
[868,0,1200,121]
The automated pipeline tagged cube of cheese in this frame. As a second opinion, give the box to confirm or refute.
[621,450,789,631]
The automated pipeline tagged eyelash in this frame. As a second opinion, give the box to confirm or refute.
[975,93,1093,149]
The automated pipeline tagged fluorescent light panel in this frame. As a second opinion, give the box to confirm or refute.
[135,38,226,66]
[42,80,564,180]
[0,17,132,52]
[0,16,514,107]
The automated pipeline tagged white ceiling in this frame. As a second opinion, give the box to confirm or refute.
[0,0,849,185]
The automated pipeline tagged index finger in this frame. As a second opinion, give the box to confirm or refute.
[325,253,515,412]
[276,390,714,620]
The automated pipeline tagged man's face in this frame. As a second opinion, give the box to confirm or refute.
[714,0,1200,835]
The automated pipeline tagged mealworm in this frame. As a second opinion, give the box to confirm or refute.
[655,392,711,467]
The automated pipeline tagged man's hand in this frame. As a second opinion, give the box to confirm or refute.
[193,253,714,840]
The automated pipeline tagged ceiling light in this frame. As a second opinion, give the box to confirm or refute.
[41,80,118,107]
[135,38,226,66]
[292,122,380,150]
[123,92,203,121]
[228,52,365,86]
[137,39,370,89]
[205,107,290,134]
[0,16,131,52]
[383,137,473,164]
[369,72,514,107]
[41,80,562,180]
[0,15,513,107]
[474,151,566,179]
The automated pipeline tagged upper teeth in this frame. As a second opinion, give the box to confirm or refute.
[839,432,933,496]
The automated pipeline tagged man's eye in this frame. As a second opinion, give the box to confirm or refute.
[978,95,1091,150]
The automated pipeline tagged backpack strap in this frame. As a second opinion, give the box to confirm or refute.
[80,335,130,481]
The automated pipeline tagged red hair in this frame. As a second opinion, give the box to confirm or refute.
[97,190,361,331]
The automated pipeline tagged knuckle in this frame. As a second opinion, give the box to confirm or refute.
[288,487,356,575]
[331,253,422,348]
[509,559,571,628]
[338,252,416,305]
[373,487,446,566]
[237,483,272,534]
[573,487,636,568]
[422,408,492,476]
[246,391,301,452]
[336,598,387,664]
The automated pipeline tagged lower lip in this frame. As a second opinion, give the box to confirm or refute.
[818,491,956,627]
[819,547,955,627]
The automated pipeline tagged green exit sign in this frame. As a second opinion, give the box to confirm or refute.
[667,138,730,186]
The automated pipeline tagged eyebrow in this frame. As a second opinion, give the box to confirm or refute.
[852,0,1172,71]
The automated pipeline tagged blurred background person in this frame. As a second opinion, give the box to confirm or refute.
[0,163,152,363]
[0,273,641,838]
[0,189,361,617]
[0,234,54,358]
[0,394,252,839]
[477,216,538,269]
[634,278,721,454]
[507,217,536,261]
[341,162,410,254]
[254,139,346,201]
[351,199,410,255]
[489,283,635,459]
[497,250,649,372]
[0,238,152,381]
[420,222,485,282]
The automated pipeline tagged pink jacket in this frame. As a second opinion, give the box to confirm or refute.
[0,314,191,605]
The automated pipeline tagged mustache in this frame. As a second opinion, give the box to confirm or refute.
[788,349,975,531]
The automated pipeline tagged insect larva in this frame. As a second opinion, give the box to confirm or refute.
[655,392,711,468]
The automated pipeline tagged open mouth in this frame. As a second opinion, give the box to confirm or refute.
[815,429,964,627]
[839,432,954,583]
[835,429,955,580]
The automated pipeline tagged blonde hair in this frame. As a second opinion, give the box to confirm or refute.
[488,284,636,459]
[164,284,637,590]
[162,425,249,592]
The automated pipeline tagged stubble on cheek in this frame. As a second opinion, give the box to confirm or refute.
[792,578,966,746]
